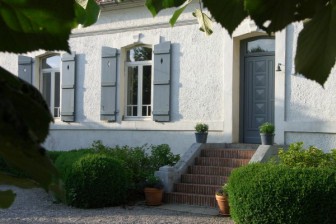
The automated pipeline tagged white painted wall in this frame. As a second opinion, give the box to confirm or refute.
[1,2,336,154]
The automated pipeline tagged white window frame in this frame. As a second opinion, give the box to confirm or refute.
[39,54,61,118]
[124,60,152,120]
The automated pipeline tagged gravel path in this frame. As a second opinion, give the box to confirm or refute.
[0,186,233,224]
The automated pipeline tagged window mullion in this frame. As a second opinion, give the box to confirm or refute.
[50,71,55,116]
[138,65,143,117]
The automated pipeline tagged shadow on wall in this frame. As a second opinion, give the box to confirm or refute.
[170,42,183,121]
[75,54,86,121]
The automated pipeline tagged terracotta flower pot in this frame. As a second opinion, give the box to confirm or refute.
[144,187,164,206]
[215,194,230,216]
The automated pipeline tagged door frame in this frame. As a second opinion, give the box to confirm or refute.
[239,36,275,143]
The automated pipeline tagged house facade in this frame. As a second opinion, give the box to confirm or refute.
[1,0,336,154]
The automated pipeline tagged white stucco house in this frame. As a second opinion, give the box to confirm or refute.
[1,0,336,155]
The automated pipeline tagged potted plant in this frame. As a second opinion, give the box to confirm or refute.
[215,184,230,216]
[259,122,275,145]
[195,123,209,143]
[143,174,164,206]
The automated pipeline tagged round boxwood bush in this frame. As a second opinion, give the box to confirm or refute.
[65,154,128,208]
[228,163,336,224]
[54,149,93,179]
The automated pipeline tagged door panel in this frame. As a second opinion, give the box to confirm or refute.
[242,56,274,143]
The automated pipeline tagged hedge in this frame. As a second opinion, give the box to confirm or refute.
[228,163,336,224]
[65,153,128,208]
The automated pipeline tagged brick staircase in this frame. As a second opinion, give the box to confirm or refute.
[164,144,257,207]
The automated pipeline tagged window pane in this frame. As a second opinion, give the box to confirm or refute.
[142,65,152,116]
[127,66,138,116]
[42,73,51,108]
[54,72,60,117]
[127,47,152,62]
[42,55,61,69]
[247,39,275,53]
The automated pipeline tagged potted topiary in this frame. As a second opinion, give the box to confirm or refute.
[143,174,164,206]
[259,122,275,145]
[195,123,209,143]
[215,184,230,216]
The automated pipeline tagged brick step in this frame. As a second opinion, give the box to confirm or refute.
[164,192,217,207]
[188,165,233,176]
[201,148,256,159]
[181,174,228,185]
[195,157,250,167]
[174,183,220,195]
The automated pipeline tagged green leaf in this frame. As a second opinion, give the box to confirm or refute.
[244,0,330,34]
[0,190,16,209]
[0,67,64,200]
[203,0,248,36]
[0,172,39,188]
[0,67,52,142]
[0,0,76,53]
[295,3,336,86]
[169,0,192,26]
[245,0,298,33]
[146,0,187,16]
[75,0,100,27]
[192,9,213,36]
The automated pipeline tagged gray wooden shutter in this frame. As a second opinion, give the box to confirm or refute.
[100,47,118,122]
[18,55,33,84]
[61,52,76,122]
[153,41,171,122]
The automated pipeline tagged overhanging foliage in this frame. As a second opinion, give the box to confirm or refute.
[0,0,100,208]
[146,0,336,86]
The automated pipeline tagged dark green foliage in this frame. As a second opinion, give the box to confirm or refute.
[91,141,150,185]
[21,141,179,207]
[144,174,163,189]
[54,149,93,179]
[149,144,180,172]
[194,123,209,133]
[278,142,336,168]
[259,122,275,134]
[65,154,128,208]
[91,141,179,186]
[228,163,336,224]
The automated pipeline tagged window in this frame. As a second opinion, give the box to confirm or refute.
[247,39,275,53]
[40,55,61,117]
[125,46,152,118]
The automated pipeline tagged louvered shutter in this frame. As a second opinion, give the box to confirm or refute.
[153,41,171,122]
[100,47,118,121]
[18,55,33,84]
[61,52,76,122]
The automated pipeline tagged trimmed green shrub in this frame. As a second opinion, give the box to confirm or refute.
[278,142,336,168]
[228,163,336,224]
[91,141,150,185]
[65,153,128,208]
[54,149,93,179]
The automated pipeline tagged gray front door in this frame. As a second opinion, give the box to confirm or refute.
[240,37,275,144]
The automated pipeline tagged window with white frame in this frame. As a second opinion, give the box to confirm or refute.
[40,55,61,118]
[125,46,152,118]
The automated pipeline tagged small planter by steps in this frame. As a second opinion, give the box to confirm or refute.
[259,122,275,145]
[195,123,209,143]
[144,187,164,206]
[215,184,230,216]
[144,175,164,206]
